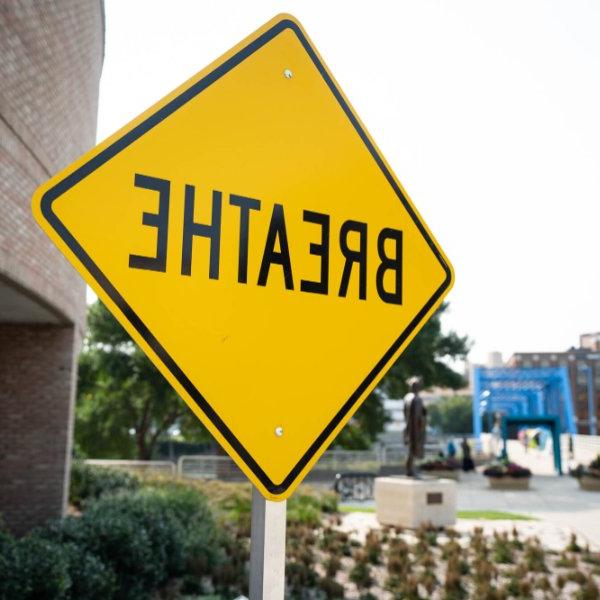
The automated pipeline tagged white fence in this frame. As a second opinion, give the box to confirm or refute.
[85,435,600,481]
[177,455,241,479]
[84,459,176,475]
[176,444,442,480]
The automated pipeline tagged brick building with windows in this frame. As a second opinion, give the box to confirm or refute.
[507,332,600,435]
[0,2,104,535]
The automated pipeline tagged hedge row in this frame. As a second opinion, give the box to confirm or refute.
[0,473,243,599]
[0,463,338,599]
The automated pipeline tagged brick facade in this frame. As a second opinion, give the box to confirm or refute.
[0,1,104,327]
[508,349,600,435]
[0,2,104,534]
[0,325,78,536]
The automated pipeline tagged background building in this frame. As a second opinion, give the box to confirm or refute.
[508,334,600,435]
[0,2,104,535]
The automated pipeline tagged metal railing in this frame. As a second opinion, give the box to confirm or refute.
[84,459,176,475]
[84,437,487,482]
[177,454,243,479]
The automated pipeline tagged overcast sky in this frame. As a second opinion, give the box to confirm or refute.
[96,1,600,365]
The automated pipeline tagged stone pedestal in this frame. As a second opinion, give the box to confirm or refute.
[486,476,530,490]
[578,476,600,491]
[374,476,457,528]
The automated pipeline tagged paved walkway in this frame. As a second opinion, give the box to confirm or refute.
[340,442,600,549]
[456,470,600,549]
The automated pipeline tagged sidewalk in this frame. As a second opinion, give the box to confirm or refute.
[339,443,600,549]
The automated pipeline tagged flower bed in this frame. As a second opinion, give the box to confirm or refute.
[570,454,600,491]
[483,461,532,490]
[419,457,461,480]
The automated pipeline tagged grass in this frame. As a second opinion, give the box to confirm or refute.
[339,505,376,513]
[339,507,537,521]
[457,510,537,521]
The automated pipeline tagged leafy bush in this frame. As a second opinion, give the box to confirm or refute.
[0,535,70,600]
[571,453,600,479]
[0,534,116,600]
[30,485,222,600]
[69,461,139,507]
[287,486,337,527]
[420,457,461,471]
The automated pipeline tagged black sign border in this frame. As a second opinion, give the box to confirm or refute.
[41,18,452,495]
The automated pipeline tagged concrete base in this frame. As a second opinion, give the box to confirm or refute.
[579,476,600,491]
[421,469,461,481]
[374,476,457,529]
[486,476,530,490]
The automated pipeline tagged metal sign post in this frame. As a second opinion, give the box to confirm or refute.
[249,486,287,600]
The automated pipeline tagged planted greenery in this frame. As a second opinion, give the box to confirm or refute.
[483,459,532,478]
[5,463,600,598]
[69,461,139,507]
[571,454,600,480]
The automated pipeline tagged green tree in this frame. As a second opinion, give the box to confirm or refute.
[428,395,473,434]
[334,303,470,448]
[75,301,208,459]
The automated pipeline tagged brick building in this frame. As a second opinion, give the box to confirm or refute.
[0,2,104,535]
[507,332,600,435]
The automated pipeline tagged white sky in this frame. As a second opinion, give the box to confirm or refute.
[96,1,600,365]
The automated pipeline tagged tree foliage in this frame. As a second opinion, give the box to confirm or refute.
[75,301,208,459]
[428,395,473,434]
[335,303,471,448]
[76,300,469,457]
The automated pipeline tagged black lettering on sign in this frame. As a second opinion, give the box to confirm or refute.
[300,210,330,295]
[181,186,222,279]
[376,228,403,305]
[338,220,367,300]
[128,173,170,272]
[127,173,406,306]
[230,194,261,284]
[257,203,294,290]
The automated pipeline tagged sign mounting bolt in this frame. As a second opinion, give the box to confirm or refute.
[283,69,293,79]
[275,426,284,437]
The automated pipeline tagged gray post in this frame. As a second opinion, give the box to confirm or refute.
[586,364,597,436]
[249,486,287,600]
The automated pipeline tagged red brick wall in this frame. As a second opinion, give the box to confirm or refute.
[0,2,103,534]
[0,1,104,326]
[0,325,78,536]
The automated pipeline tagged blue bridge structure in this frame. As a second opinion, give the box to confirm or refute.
[472,366,577,440]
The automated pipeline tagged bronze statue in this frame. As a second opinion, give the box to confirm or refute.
[403,376,427,477]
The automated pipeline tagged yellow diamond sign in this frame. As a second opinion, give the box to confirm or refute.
[32,14,453,500]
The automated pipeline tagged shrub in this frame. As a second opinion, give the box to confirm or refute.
[58,496,174,599]
[492,532,514,564]
[61,544,117,600]
[575,574,600,600]
[483,460,531,478]
[324,555,341,578]
[568,533,583,553]
[349,551,373,590]
[41,485,222,600]
[419,457,460,471]
[364,529,382,564]
[69,461,139,507]
[287,487,338,527]
[571,454,600,480]
[0,533,117,600]
[0,536,70,600]
[319,576,345,599]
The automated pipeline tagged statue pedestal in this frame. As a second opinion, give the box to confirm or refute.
[374,476,457,529]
